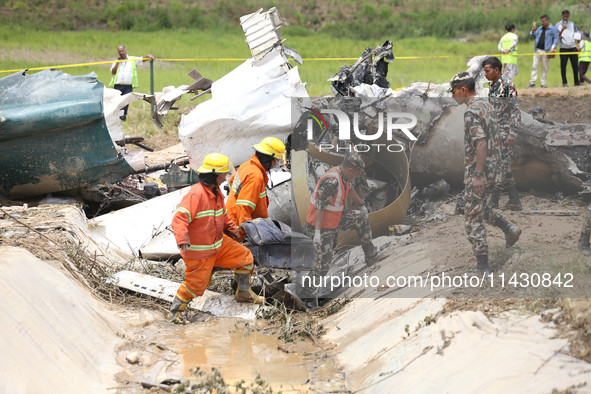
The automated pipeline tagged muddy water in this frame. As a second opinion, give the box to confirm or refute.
[146,317,339,389]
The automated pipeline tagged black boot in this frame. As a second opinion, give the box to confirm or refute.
[494,216,522,247]
[579,232,591,252]
[455,196,465,215]
[501,186,522,211]
[467,255,491,276]
[488,189,501,209]
[363,243,383,266]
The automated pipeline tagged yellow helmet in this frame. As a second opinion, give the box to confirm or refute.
[197,153,231,174]
[253,137,286,159]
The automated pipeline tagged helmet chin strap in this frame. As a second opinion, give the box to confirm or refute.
[255,151,275,167]
[200,172,220,186]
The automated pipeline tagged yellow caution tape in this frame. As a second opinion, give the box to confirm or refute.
[0,52,583,74]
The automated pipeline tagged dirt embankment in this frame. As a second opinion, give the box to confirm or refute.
[518,86,591,124]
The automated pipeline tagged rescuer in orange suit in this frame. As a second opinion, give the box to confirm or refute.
[226,137,286,239]
[169,153,263,322]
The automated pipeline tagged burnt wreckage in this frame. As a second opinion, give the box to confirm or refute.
[294,52,591,197]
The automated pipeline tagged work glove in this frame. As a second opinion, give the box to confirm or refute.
[313,230,321,249]
[179,243,189,252]
[224,229,240,241]
[359,205,369,218]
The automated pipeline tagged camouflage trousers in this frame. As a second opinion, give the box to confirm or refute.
[582,203,591,235]
[493,141,516,192]
[465,183,502,256]
[304,209,377,277]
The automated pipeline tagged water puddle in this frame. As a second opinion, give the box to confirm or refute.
[143,317,340,390]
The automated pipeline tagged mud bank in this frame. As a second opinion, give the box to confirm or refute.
[0,246,122,394]
[2,193,591,393]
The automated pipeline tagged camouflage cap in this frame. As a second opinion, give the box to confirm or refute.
[342,153,365,172]
[448,71,471,92]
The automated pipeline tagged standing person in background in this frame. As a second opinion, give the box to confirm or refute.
[109,45,155,121]
[498,24,519,82]
[578,31,591,84]
[482,56,522,211]
[527,15,558,88]
[555,10,580,87]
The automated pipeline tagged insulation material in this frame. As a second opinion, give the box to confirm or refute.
[109,271,259,319]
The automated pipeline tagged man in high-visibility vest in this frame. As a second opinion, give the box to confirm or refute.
[482,56,522,211]
[498,24,519,82]
[226,137,286,239]
[109,45,154,121]
[578,31,591,84]
[304,154,381,281]
[169,153,263,322]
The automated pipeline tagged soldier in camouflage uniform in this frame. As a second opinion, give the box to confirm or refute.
[580,203,591,256]
[449,72,522,275]
[483,56,523,211]
[304,154,380,280]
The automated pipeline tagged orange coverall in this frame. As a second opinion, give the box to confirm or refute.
[172,182,253,301]
[226,155,269,238]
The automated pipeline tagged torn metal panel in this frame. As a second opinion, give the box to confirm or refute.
[240,8,302,65]
[88,186,191,259]
[110,270,259,319]
[240,8,283,60]
[325,49,590,193]
[0,69,152,198]
[151,70,212,130]
[178,49,308,169]
[329,40,394,96]
[152,8,308,170]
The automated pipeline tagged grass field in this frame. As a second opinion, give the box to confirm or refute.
[0,26,577,93]
[0,23,586,138]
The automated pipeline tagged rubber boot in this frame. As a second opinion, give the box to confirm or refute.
[234,269,264,304]
[501,186,522,211]
[467,255,491,276]
[363,243,383,266]
[169,295,189,321]
[494,216,522,247]
[579,232,591,256]
[455,196,465,215]
[488,189,501,209]
[365,250,383,267]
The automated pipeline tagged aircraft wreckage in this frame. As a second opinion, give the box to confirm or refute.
[2,8,589,249]
[309,53,591,195]
[153,29,589,250]
[0,69,155,198]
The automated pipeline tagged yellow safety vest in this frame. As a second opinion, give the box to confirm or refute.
[580,41,591,63]
[501,32,518,65]
[109,57,139,88]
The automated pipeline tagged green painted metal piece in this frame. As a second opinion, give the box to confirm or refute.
[159,162,199,190]
[0,69,138,198]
